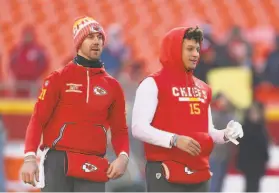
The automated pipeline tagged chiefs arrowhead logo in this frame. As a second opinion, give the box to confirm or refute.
[82,162,98,173]
[185,167,194,175]
[93,86,107,96]
[156,173,161,179]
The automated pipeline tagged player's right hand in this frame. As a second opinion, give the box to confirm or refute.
[20,155,39,187]
[176,136,201,156]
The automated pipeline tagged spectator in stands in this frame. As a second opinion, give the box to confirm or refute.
[209,93,237,192]
[251,64,265,88]
[226,26,253,67]
[200,22,230,67]
[194,37,218,83]
[9,25,49,97]
[0,116,6,192]
[101,23,131,79]
[237,102,269,192]
[263,34,279,86]
[227,40,252,68]
[200,22,215,45]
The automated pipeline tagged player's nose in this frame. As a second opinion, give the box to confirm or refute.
[192,49,199,57]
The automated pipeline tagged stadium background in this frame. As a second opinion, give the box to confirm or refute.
[0,0,279,192]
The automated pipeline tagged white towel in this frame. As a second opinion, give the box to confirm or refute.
[34,148,50,188]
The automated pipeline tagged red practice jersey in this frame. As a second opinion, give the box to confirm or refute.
[144,27,213,170]
[24,62,129,156]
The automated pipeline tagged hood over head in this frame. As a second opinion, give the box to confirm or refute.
[159,27,202,75]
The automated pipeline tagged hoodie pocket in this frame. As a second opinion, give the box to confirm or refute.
[52,123,68,147]
[52,123,107,155]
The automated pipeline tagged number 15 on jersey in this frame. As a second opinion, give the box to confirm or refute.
[190,103,200,115]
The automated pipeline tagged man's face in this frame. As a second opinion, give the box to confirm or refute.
[182,39,200,70]
[79,33,104,60]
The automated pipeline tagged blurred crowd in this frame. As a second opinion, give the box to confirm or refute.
[0,20,279,192]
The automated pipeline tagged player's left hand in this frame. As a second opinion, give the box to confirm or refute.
[107,154,128,179]
[225,120,244,142]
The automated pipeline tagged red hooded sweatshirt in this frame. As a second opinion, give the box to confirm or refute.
[24,61,129,157]
[144,27,213,170]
